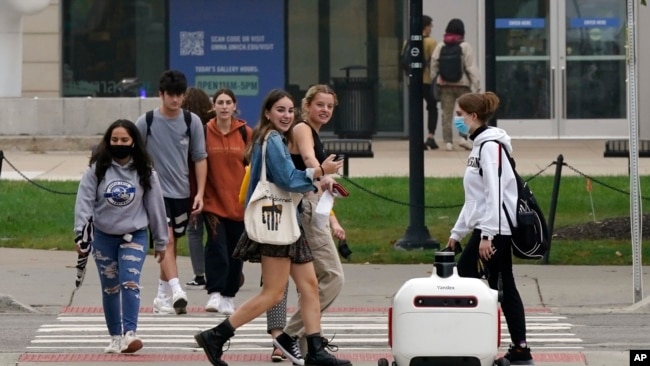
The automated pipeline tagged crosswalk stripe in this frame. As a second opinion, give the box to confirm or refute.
[29,312,582,352]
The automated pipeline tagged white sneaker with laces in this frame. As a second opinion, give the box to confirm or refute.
[205,293,221,312]
[153,295,174,314]
[104,335,122,354]
[218,296,235,315]
[121,330,143,353]
[172,289,188,315]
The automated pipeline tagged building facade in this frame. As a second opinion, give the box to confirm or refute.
[14,0,650,139]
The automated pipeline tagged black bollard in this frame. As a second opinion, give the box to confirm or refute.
[543,154,564,264]
[0,150,3,179]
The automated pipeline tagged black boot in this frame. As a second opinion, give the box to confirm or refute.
[194,319,235,366]
[304,333,352,366]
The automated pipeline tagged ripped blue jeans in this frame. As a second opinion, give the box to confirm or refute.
[92,228,147,336]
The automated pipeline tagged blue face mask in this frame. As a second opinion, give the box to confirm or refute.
[453,116,469,135]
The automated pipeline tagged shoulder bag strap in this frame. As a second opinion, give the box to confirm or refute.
[260,132,271,183]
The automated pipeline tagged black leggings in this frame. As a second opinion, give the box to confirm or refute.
[457,229,527,344]
[423,83,438,135]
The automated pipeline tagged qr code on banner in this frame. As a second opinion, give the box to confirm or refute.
[180,31,204,56]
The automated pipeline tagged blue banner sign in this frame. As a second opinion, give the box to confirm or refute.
[169,0,285,125]
[569,18,620,28]
[495,18,545,29]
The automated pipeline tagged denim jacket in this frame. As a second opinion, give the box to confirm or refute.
[245,130,317,205]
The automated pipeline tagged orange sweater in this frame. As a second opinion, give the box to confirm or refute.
[203,118,252,220]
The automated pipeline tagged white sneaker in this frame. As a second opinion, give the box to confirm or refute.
[153,295,174,315]
[121,330,143,353]
[218,296,235,315]
[172,289,188,315]
[205,293,221,312]
[459,138,473,150]
[445,142,453,151]
[104,335,122,354]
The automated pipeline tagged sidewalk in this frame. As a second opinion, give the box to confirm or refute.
[2,138,650,180]
[0,247,645,365]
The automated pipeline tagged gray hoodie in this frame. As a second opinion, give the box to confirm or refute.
[74,160,168,251]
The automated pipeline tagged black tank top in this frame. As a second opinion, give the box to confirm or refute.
[290,121,327,170]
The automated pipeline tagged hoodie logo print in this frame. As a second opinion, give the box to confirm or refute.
[103,180,136,207]
[467,156,480,168]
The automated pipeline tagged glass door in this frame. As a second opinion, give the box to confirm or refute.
[494,0,627,138]
[560,0,627,137]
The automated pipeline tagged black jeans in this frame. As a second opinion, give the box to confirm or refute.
[204,216,245,297]
[457,229,527,344]
[423,82,438,135]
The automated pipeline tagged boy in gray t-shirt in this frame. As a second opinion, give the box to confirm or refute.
[135,70,207,315]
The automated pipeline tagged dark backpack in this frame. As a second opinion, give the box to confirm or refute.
[479,141,550,260]
[400,40,411,74]
[438,43,464,82]
[145,109,192,145]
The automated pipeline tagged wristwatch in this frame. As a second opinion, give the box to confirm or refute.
[481,234,493,241]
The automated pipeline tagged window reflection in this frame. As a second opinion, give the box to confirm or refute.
[62,0,166,97]
[497,61,550,119]
[565,0,626,119]
[495,0,550,120]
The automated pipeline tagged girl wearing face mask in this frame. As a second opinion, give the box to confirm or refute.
[446,92,533,364]
[74,119,168,354]
[194,89,351,366]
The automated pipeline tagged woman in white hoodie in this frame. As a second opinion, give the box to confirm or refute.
[445,92,533,365]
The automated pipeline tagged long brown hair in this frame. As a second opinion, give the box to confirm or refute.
[244,89,295,163]
[182,87,215,124]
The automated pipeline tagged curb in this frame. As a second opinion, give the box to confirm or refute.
[0,136,100,152]
[0,293,37,313]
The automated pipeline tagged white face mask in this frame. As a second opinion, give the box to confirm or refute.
[453,115,469,135]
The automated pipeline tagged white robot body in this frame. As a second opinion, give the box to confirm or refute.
[388,265,503,366]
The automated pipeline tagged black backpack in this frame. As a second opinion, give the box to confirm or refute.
[479,141,550,260]
[400,40,411,74]
[438,43,464,82]
[145,109,192,144]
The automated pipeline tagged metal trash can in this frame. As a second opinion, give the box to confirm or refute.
[331,65,378,139]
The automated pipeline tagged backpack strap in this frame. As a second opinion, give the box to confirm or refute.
[146,109,193,147]
[238,124,248,144]
[479,140,507,235]
[478,140,501,177]
[145,110,154,136]
[183,109,192,139]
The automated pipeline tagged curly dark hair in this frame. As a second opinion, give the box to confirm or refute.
[90,119,154,191]
[182,87,216,125]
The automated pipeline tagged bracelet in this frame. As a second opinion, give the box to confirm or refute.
[319,165,325,176]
